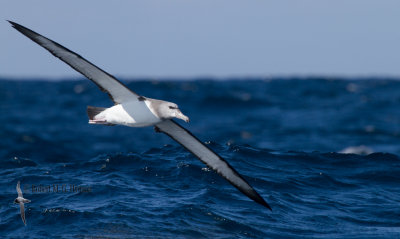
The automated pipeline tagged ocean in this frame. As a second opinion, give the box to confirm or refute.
[0,78,399,238]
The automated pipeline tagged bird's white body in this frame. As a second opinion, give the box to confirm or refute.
[92,101,161,127]
[15,196,30,204]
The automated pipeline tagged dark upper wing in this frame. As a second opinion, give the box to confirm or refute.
[16,181,22,197]
[8,21,140,104]
[155,119,271,210]
[19,203,26,226]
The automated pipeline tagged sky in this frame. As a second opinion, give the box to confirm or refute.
[2,1,400,79]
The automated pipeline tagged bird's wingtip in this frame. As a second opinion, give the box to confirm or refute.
[7,20,16,26]
[250,189,272,210]
[261,199,272,211]
[254,197,272,212]
[7,20,24,30]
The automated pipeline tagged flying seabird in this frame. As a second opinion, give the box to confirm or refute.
[9,21,272,210]
[14,181,31,226]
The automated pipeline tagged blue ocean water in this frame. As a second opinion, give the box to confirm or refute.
[0,78,400,238]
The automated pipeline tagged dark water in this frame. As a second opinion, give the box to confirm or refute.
[1,78,400,238]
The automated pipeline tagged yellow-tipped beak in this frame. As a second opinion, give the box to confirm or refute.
[176,110,190,123]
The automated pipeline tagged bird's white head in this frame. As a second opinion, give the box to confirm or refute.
[158,102,190,123]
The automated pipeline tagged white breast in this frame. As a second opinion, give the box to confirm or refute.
[97,101,161,127]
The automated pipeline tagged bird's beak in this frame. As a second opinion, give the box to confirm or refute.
[176,110,190,123]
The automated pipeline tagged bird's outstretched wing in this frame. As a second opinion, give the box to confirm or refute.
[16,181,23,197]
[155,119,271,210]
[19,203,26,226]
[8,21,140,104]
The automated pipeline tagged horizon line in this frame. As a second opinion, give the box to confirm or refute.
[1,74,400,82]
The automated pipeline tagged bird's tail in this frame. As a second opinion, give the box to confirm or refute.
[87,106,106,120]
[87,106,115,126]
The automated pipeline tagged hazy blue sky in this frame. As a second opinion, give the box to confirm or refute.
[2,1,400,79]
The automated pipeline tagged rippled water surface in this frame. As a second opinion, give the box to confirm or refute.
[1,78,400,238]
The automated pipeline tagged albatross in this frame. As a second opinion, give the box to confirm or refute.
[14,181,30,226]
[9,21,271,210]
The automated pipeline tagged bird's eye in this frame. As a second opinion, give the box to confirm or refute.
[169,106,177,109]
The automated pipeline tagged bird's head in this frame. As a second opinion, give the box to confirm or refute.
[159,102,190,123]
